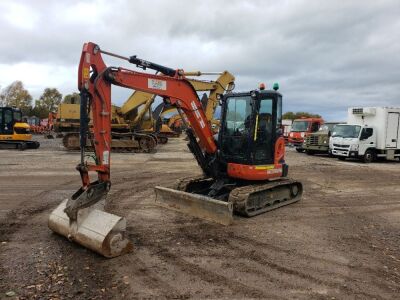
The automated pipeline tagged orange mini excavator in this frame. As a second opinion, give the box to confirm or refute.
[49,42,302,257]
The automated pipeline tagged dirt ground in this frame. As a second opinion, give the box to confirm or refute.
[1,136,400,299]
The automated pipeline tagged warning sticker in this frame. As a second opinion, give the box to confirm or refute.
[267,168,282,174]
[148,79,167,90]
[103,151,110,165]
[82,67,90,79]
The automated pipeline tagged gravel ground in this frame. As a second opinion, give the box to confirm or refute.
[1,135,400,299]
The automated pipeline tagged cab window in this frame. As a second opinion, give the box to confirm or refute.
[360,128,373,140]
[254,98,273,161]
[4,109,13,124]
[13,111,22,122]
[311,122,319,132]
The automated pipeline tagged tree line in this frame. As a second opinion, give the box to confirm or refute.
[1,80,322,121]
[0,81,79,119]
[282,111,322,120]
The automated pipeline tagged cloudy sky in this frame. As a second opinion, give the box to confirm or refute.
[1,0,399,120]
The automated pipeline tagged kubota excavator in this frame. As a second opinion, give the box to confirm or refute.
[48,42,302,257]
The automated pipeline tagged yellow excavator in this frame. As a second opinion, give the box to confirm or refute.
[61,94,158,152]
[121,71,235,139]
[0,107,40,150]
[62,71,235,152]
[154,71,235,134]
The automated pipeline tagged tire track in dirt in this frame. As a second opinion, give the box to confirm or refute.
[153,247,284,299]
[122,254,182,298]
[293,162,400,298]
[230,238,386,299]
[156,219,390,299]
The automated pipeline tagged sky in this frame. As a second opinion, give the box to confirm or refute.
[0,0,399,121]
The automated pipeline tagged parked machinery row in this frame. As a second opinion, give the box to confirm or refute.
[293,107,400,163]
[54,71,234,152]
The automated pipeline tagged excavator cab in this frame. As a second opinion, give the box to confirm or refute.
[219,89,282,167]
[157,86,300,222]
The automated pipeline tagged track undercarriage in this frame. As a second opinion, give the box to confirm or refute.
[0,140,40,150]
[62,132,158,153]
[155,175,303,224]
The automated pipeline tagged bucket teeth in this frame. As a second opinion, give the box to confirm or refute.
[48,199,133,258]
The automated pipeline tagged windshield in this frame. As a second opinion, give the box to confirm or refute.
[220,96,252,159]
[319,123,337,132]
[224,96,252,136]
[291,120,309,132]
[332,125,361,138]
[318,124,329,132]
[13,111,22,122]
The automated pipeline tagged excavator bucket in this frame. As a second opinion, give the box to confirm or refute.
[48,199,133,258]
[154,186,233,225]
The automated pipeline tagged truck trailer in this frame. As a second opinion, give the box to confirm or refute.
[330,107,400,162]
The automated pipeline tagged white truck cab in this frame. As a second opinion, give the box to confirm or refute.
[330,124,376,162]
[330,107,400,163]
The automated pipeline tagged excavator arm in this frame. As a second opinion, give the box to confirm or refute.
[75,42,217,210]
[49,42,231,257]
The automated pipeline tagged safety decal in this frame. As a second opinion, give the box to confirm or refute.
[148,79,167,90]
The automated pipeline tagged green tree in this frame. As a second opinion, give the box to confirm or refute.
[282,111,322,120]
[39,88,62,112]
[282,111,295,120]
[30,100,50,119]
[63,92,80,104]
[0,81,32,114]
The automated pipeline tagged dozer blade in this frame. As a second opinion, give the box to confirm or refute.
[154,186,233,225]
[48,199,133,258]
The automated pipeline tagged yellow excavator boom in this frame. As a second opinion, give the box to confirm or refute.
[117,71,235,133]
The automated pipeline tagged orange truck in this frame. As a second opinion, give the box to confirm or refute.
[288,117,324,152]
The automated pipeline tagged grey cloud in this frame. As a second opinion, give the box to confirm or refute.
[0,0,399,120]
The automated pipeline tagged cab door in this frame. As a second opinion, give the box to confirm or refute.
[310,122,320,133]
[0,108,14,135]
[253,98,274,163]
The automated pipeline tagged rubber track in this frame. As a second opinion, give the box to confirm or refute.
[174,176,302,217]
[229,178,302,217]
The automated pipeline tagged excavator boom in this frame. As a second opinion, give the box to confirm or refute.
[49,42,230,257]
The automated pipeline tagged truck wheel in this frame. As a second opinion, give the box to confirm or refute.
[338,156,346,161]
[363,149,375,163]
[296,148,304,153]
[306,150,314,155]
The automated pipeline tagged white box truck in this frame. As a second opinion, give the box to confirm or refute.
[330,107,400,162]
